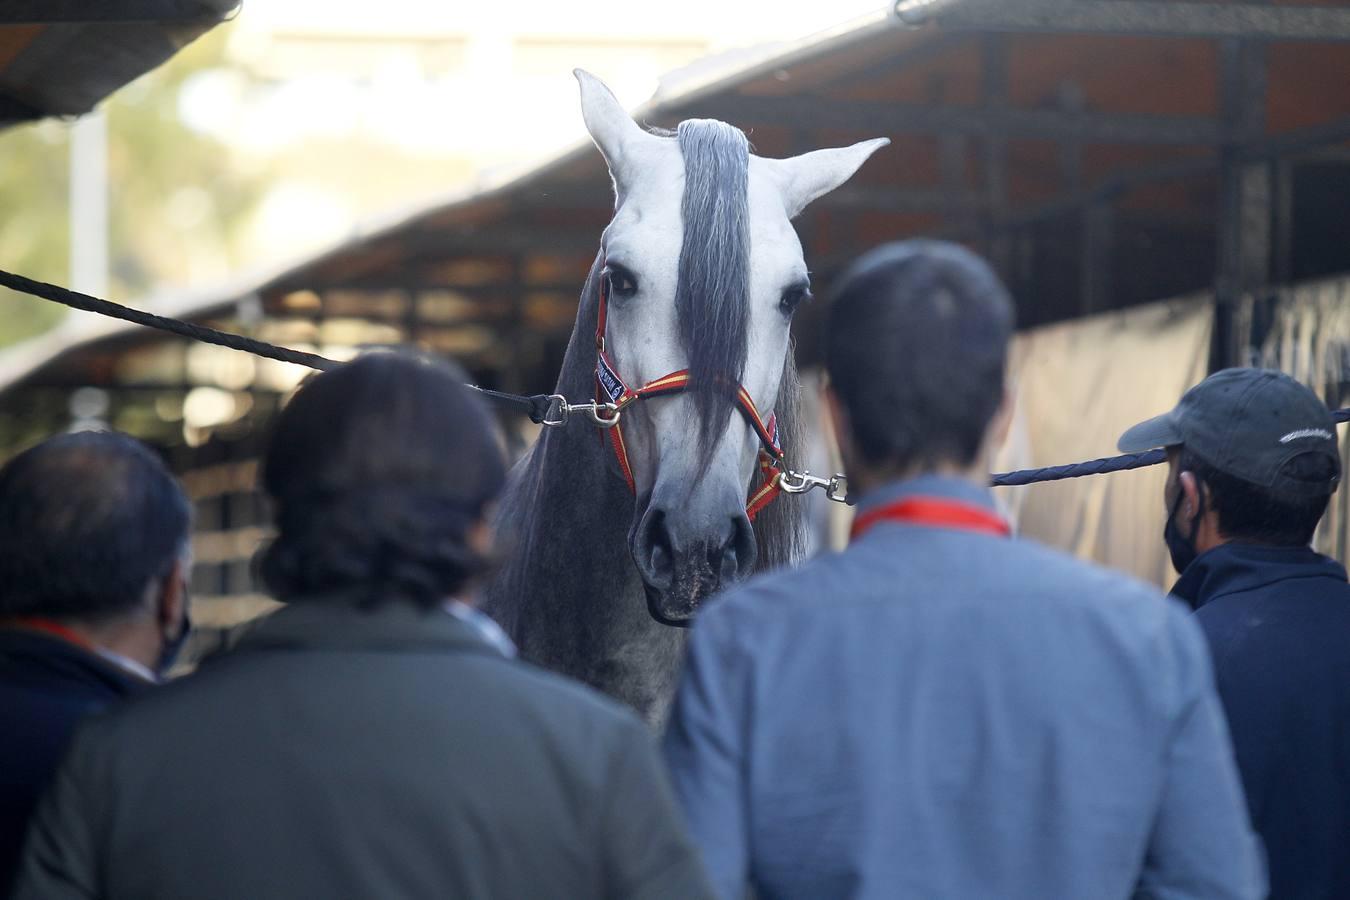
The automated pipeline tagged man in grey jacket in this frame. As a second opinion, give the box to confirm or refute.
[13,352,712,900]
[662,240,1264,900]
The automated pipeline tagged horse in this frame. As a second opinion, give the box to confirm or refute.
[483,70,887,723]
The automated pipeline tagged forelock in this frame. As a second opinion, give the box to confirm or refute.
[674,118,751,464]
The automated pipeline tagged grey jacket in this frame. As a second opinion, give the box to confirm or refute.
[13,598,712,900]
[663,474,1265,900]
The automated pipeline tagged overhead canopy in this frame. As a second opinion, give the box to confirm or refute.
[6,0,1350,404]
[0,0,237,128]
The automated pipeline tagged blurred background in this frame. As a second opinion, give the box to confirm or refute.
[0,0,880,341]
[3,0,1350,657]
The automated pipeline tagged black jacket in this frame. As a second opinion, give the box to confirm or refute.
[11,599,713,900]
[1174,543,1350,900]
[0,627,151,892]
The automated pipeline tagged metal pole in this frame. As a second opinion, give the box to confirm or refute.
[69,109,108,298]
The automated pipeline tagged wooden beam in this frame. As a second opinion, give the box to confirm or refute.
[981,35,1011,274]
[1079,201,1114,314]
[509,180,978,213]
[0,0,233,23]
[400,228,600,257]
[906,0,1350,42]
[1214,37,1271,369]
[700,94,1225,146]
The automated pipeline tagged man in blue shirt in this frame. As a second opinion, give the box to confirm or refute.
[1119,368,1349,899]
[663,240,1264,899]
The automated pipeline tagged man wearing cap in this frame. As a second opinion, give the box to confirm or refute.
[1119,368,1349,900]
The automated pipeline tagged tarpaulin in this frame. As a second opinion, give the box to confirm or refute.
[995,297,1214,588]
[1254,277,1350,565]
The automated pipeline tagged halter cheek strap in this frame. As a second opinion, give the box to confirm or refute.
[593,270,785,521]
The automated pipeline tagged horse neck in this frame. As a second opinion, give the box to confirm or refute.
[488,265,651,647]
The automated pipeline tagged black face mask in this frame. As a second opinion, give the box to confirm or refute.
[156,597,192,679]
[1163,489,1204,575]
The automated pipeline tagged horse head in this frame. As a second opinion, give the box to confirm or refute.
[576,70,887,624]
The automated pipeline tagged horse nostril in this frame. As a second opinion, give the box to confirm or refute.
[637,509,675,589]
[715,515,757,583]
[719,544,739,583]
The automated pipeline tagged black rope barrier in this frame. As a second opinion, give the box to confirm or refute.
[3,268,1347,488]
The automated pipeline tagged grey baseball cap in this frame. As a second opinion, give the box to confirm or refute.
[1118,368,1341,496]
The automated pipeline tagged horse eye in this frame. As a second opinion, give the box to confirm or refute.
[779,285,811,314]
[605,265,639,299]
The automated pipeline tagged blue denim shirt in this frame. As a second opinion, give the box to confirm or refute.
[663,474,1264,900]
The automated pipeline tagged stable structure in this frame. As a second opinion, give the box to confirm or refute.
[3,0,1350,649]
[0,1,237,127]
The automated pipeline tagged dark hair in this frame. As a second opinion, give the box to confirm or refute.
[826,240,1015,471]
[258,352,507,609]
[1179,446,1334,546]
[0,431,190,620]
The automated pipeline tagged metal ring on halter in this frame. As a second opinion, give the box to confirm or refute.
[539,394,571,427]
[583,402,622,428]
[539,398,623,429]
[779,469,850,503]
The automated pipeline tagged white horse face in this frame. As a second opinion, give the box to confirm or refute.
[577,70,887,622]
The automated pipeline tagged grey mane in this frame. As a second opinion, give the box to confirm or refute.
[669,118,803,567]
[674,119,752,467]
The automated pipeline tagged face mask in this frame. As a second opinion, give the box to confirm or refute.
[1163,489,1204,575]
[156,599,192,678]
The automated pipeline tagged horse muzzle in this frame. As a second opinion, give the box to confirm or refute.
[632,503,757,626]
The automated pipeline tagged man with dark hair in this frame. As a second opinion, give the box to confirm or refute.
[1119,368,1350,899]
[14,351,712,900]
[0,431,192,891]
[664,240,1263,899]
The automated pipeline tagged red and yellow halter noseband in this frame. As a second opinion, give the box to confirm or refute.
[592,268,786,521]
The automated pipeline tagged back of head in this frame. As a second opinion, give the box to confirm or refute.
[258,351,507,608]
[1177,447,1338,547]
[0,431,190,621]
[827,240,1015,472]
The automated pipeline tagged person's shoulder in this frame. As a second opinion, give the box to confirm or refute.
[491,656,647,726]
[695,547,848,631]
[78,645,650,768]
[994,536,1174,616]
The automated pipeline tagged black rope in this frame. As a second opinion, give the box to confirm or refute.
[992,449,1167,486]
[0,270,341,372]
[0,269,559,424]
[3,268,1348,486]
[991,408,1350,486]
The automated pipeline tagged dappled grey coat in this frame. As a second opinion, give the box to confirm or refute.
[12,598,712,900]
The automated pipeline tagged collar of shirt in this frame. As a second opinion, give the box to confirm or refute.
[443,599,516,658]
[853,472,999,521]
[1170,541,1348,610]
[93,646,160,684]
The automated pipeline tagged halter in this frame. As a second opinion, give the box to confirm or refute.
[590,268,786,521]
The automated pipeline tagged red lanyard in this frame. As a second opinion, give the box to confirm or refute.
[850,496,1011,541]
[3,616,97,652]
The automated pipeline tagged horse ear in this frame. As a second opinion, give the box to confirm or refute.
[574,69,651,197]
[763,138,890,219]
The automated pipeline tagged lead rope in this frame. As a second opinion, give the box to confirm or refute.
[4,268,1346,501]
